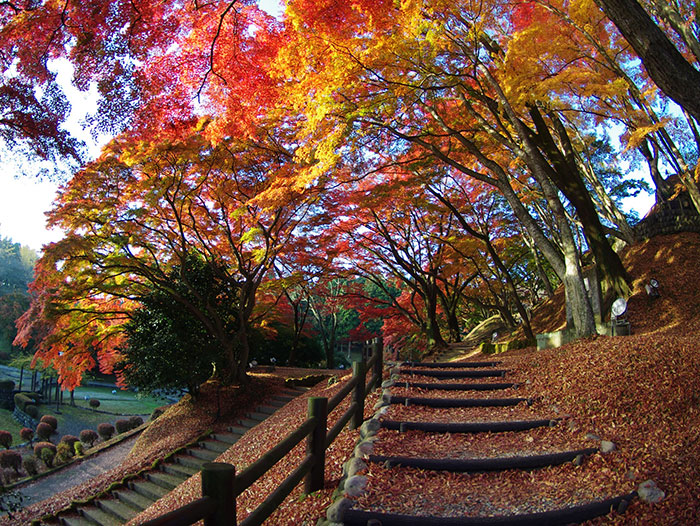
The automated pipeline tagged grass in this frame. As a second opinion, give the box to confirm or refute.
[69,385,169,415]
[0,408,27,444]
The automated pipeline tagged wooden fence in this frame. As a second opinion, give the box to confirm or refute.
[142,338,384,526]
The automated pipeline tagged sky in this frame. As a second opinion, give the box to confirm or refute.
[0,0,653,252]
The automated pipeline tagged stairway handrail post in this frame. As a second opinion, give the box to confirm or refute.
[202,462,236,526]
[305,396,328,494]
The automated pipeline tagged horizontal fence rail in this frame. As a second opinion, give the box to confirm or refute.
[142,338,384,526]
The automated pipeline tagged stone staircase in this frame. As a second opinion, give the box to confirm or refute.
[337,360,635,525]
[54,386,305,526]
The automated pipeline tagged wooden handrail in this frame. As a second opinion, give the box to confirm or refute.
[144,338,384,526]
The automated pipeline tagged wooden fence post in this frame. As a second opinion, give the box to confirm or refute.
[202,462,236,526]
[373,338,383,389]
[351,361,366,430]
[305,396,328,494]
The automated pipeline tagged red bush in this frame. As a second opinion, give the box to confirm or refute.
[40,415,58,431]
[60,435,79,449]
[0,430,12,449]
[33,441,56,457]
[0,450,21,473]
[129,416,144,428]
[79,429,98,447]
[97,423,115,441]
[36,422,53,441]
[89,398,100,408]
[115,419,131,434]
[20,427,34,443]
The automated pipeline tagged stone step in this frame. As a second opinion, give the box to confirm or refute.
[255,405,278,415]
[78,506,122,526]
[199,439,230,453]
[267,399,287,408]
[61,515,99,526]
[174,453,209,469]
[162,461,199,478]
[113,489,154,511]
[97,497,140,522]
[129,480,169,501]
[237,417,262,428]
[146,471,185,490]
[381,418,557,433]
[272,395,295,403]
[212,431,243,444]
[246,411,270,422]
[400,368,508,378]
[186,447,219,461]
[228,424,250,435]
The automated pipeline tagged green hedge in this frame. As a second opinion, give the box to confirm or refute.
[14,393,36,412]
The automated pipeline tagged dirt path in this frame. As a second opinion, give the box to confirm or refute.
[15,434,139,507]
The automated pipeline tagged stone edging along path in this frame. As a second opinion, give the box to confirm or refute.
[322,360,637,526]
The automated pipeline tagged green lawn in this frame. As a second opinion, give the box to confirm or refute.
[0,408,26,445]
[69,385,171,415]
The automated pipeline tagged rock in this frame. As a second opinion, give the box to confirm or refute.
[360,418,381,438]
[354,438,375,458]
[381,379,395,388]
[376,405,389,416]
[326,498,354,522]
[585,432,601,441]
[343,457,368,477]
[600,440,616,453]
[389,366,401,376]
[573,454,584,466]
[344,475,368,497]
[638,480,665,503]
[373,399,388,409]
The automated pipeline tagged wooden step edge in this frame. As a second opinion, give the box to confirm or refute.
[399,369,509,378]
[367,447,599,472]
[401,361,502,368]
[342,492,636,525]
[401,382,518,391]
[387,395,531,407]
[380,418,559,433]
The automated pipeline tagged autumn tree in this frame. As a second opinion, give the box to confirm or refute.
[15,129,311,389]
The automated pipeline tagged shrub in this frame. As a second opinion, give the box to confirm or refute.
[33,442,56,457]
[40,415,58,431]
[1,467,17,485]
[0,450,21,474]
[22,455,38,476]
[150,406,167,421]
[129,416,144,428]
[0,430,12,449]
[0,380,14,391]
[40,447,55,468]
[13,393,34,411]
[97,423,114,441]
[60,435,79,449]
[36,422,53,441]
[20,427,34,444]
[89,398,100,409]
[79,429,98,447]
[56,442,72,464]
[25,405,39,418]
[115,419,131,434]
[74,442,84,457]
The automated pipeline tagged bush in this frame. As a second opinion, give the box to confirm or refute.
[74,442,84,456]
[115,419,131,434]
[89,398,100,409]
[13,393,34,412]
[0,450,21,473]
[36,422,53,441]
[60,435,79,449]
[79,429,98,447]
[56,442,72,464]
[22,455,38,476]
[33,442,56,457]
[97,423,115,441]
[39,415,58,431]
[40,447,55,468]
[0,380,14,391]
[0,430,12,449]
[20,427,34,444]
[129,416,144,428]
[25,405,39,418]
[150,406,167,421]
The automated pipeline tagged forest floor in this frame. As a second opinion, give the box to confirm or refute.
[3,232,699,525]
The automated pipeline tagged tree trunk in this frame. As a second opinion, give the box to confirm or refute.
[593,0,700,123]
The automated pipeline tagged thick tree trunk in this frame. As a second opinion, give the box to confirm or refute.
[593,0,700,123]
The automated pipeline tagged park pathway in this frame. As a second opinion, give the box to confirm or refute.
[333,358,636,525]
[16,435,140,507]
